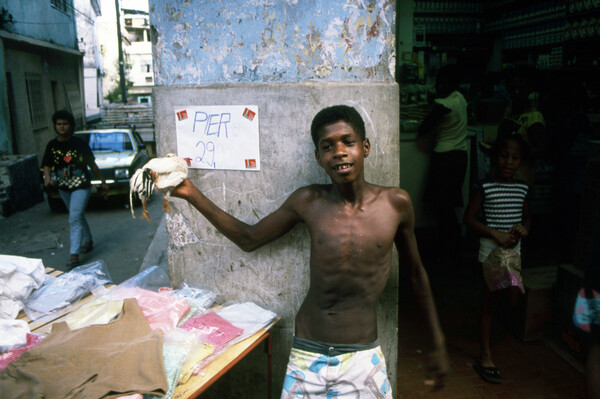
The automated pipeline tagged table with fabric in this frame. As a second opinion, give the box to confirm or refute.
[10,267,279,399]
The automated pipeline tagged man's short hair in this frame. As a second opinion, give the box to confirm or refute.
[52,109,75,127]
[310,105,366,147]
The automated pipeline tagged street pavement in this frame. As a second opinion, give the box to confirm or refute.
[0,193,167,284]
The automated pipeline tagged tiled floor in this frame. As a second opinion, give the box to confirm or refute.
[396,230,587,398]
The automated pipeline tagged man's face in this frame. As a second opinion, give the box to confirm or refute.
[55,119,72,137]
[314,121,369,184]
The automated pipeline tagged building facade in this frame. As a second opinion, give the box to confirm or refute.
[75,0,104,122]
[97,0,153,105]
[0,0,84,159]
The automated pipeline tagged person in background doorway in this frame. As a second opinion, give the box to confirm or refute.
[463,133,531,384]
[496,67,546,186]
[417,64,468,271]
[42,109,108,267]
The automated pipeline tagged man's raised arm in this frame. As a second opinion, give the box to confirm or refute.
[171,178,302,252]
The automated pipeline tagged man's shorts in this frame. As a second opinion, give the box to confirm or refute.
[280,336,392,398]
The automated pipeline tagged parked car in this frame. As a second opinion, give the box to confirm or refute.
[45,128,152,212]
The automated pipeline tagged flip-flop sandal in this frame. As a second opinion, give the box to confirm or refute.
[473,362,503,384]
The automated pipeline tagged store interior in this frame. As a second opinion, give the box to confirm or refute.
[396,0,599,386]
[397,0,599,266]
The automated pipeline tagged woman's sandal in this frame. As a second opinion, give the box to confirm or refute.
[80,241,94,254]
[474,361,503,384]
[67,254,81,268]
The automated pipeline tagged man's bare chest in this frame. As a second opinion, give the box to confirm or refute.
[305,207,398,254]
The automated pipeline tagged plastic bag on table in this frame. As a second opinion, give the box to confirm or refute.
[65,295,124,329]
[180,310,243,350]
[23,260,112,321]
[482,247,524,293]
[215,301,277,343]
[106,285,190,333]
[178,339,215,384]
[149,328,205,399]
[167,283,217,314]
[116,265,170,292]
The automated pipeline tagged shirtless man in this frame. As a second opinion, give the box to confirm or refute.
[172,105,449,397]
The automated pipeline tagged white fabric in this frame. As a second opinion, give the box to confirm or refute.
[0,256,46,318]
[0,297,23,320]
[0,255,46,286]
[0,319,30,352]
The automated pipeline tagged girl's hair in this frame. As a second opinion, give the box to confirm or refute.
[491,132,530,161]
[52,109,75,129]
[310,105,366,148]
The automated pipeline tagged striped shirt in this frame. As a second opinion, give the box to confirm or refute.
[480,179,529,232]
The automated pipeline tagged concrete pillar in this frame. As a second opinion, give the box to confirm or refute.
[150,1,399,397]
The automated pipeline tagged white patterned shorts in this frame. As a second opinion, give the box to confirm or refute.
[280,337,392,398]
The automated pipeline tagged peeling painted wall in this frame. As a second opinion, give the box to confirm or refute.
[150,0,396,84]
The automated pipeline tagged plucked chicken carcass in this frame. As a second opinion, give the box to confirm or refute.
[129,154,190,221]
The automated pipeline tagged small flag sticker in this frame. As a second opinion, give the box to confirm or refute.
[177,110,188,121]
[245,159,257,169]
[242,108,256,121]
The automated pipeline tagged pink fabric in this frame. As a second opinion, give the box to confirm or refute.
[110,286,190,333]
[181,311,243,349]
[0,333,43,371]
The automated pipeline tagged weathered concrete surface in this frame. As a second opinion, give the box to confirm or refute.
[150,0,396,84]
[155,82,399,397]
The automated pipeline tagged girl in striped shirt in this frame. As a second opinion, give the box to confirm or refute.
[463,133,531,384]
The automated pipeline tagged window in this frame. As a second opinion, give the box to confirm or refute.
[81,132,134,152]
[145,76,153,83]
[25,73,48,130]
[51,0,69,13]
[125,18,132,26]
[133,30,144,42]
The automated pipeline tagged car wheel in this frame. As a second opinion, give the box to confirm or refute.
[48,196,67,213]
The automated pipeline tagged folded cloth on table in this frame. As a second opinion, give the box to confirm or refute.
[0,255,46,305]
[180,311,243,349]
[178,343,215,384]
[109,286,191,333]
[65,296,124,329]
[215,302,277,341]
[0,319,30,352]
